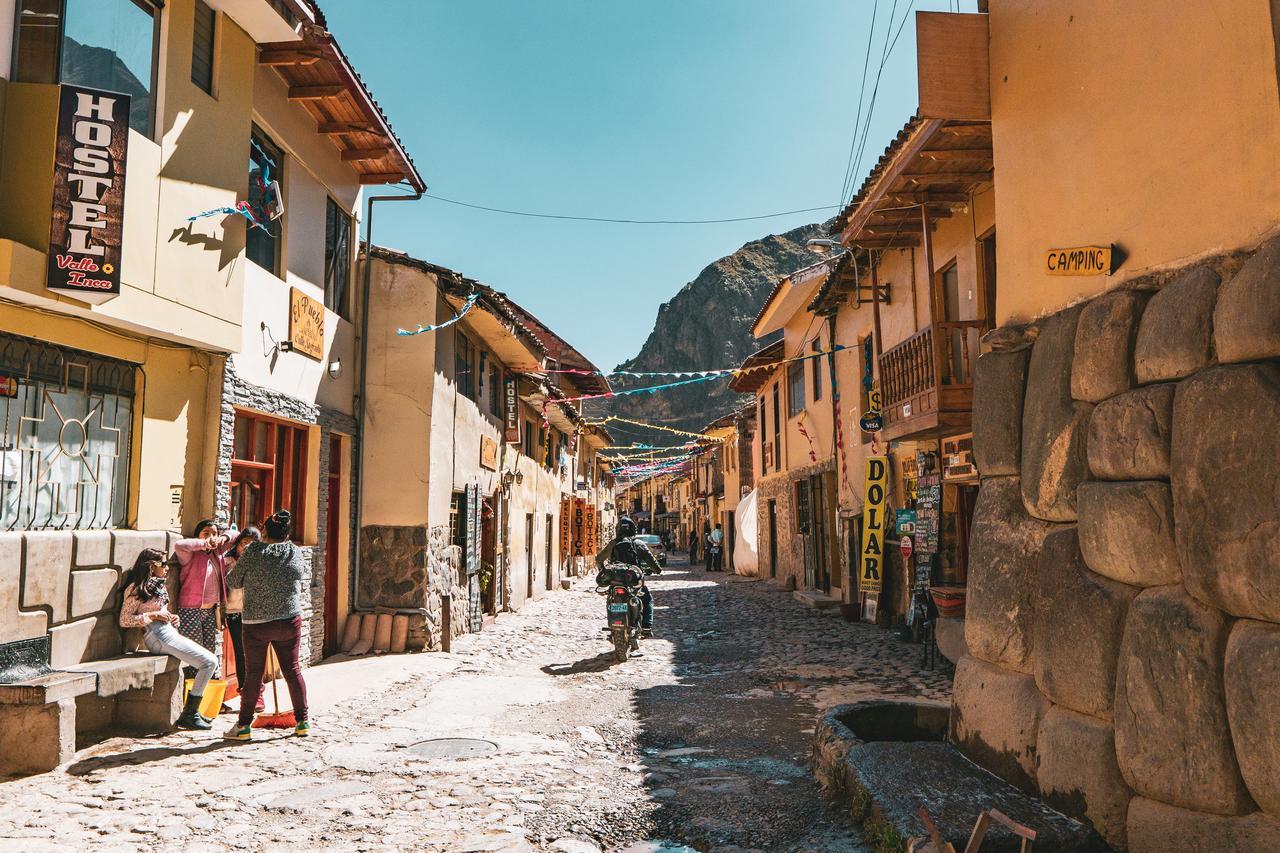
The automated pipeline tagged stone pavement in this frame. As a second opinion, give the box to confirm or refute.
[0,557,951,852]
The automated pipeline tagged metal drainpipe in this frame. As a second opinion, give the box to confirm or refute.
[352,187,422,614]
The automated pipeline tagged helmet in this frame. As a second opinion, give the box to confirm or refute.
[617,517,637,538]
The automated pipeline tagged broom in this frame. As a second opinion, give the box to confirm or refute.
[251,645,296,728]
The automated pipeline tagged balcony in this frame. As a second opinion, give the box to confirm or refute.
[878,320,982,441]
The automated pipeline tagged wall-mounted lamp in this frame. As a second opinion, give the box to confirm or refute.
[327,359,342,379]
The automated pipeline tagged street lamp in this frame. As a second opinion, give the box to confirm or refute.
[806,238,847,255]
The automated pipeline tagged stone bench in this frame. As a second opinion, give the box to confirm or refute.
[0,654,181,776]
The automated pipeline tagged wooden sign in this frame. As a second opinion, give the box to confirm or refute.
[1045,245,1116,276]
[584,506,598,552]
[48,84,130,304]
[503,376,521,444]
[464,483,479,576]
[560,497,573,552]
[480,436,498,470]
[571,498,587,558]
[289,287,325,360]
[859,456,889,594]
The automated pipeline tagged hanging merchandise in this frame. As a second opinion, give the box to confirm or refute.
[397,293,480,336]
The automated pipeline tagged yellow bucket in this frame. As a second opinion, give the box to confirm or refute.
[183,678,227,718]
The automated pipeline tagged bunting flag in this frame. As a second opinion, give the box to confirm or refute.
[397,293,480,337]
[187,200,265,230]
[550,344,847,381]
[584,415,726,441]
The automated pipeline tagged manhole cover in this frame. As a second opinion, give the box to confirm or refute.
[404,738,497,759]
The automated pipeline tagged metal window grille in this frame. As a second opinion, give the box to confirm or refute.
[0,333,136,531]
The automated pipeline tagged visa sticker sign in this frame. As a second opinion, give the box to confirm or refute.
[859,455,889,593]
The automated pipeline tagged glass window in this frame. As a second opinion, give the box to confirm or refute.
[455,332,476,400]
[787,361,805,418]
[771,382,781,472]
[488,363,503,418]
[324,197,352,318]
[811,338,823,402]
[449,491,466,549]
[15,0,158,134]
[0,332,135,531]
[246,128,284,276]
[228,410,308,540]
[191,0,216,95]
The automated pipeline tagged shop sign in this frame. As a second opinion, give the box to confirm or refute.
[47,84,130,304]
[895,508,916,538]
[1045,244,1116,276]
[584,505,598,553]
[571,498,588,558]
[464,483,479,576]
[858,455,889,594]
[480,436,499,470]
[859,412,883,432]
[0,375,18,398]
[288,288,325,360]
[914,471,942,557]
[503,376,521,443]
[899,536,914,560]
[560,497,573,552]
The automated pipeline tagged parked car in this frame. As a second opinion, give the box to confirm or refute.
[636,534,667,566]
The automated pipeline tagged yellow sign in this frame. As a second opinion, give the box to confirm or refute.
[1045,245,1114,277]
[868,387,882,412]
[480,436,499,471]
[859,456,889,594]
[289,287,325,360]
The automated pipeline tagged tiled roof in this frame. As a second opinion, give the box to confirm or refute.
[830,114,925,235]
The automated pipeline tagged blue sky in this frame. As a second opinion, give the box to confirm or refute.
[322,0,975,369]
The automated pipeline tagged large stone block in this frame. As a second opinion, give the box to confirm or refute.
[70,568,121,619]
[972,349,1028,476]
[1224,620,1280,816]
[1086,384,1174,480]
[1133,265,1220,383]
[1214,235,1280,364]
[72,530,112,567]
[965,477,1057,673]
[110,530,168,574]
[1034,528,1138,718]
[1077,481,1180,587]
[49,613,120,666]
[1036,706,1133,850]
[0,698,76,775]
[1172,363,1280,621]
[1021,305,1092,521]
[1072,290,1149,403]
[950,655,1047,793]
[23,530,72,624]
[1114,586,1252,815]
[1126,798,1280,853]
[0,532,48,644]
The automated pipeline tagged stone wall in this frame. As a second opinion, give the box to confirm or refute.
[0,529,176,667]
[755,458,834,589]
[215,359,357,664]
[357,523,467,651]
[953,236,1280,850]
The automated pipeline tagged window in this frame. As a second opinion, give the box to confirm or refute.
[758,395,767,473]
[191,0,216,95]
[324,198,353,318]
[771,383,781,472]
[455,331,477,400]
[522,420,535,458]
[14,0,159,134]
[787,361,805,418]
[246,128,284,275]
[449,491,466,549]
[811,338,823,402]
[488,363,503,418]
[795,480,811,534]
[229,411,309,541]
[0,332,135,531]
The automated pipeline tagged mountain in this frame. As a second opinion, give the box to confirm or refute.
[592,222,828,438]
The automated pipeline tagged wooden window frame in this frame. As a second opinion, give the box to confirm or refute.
[229,409,309,541]
[810,337,823,402]
[191,0,217,95]
[787,361,805,419]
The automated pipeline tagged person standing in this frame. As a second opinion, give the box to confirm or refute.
[119,548,217,730]
[174,520,237,677]
[224,510,310,740]
[710,523,725,572]
[223,526,264,713]
[702,522,713,572]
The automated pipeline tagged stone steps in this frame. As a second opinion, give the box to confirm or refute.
[792,590,841,610]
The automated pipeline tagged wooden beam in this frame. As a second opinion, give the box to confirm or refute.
[288,84,344,101]
[317,121,378,135]
[920,148,992,162]
[884,192,969,204]
[359,172,407,185]
[259,48,324,66]
[340,147,390,161]
[904,171,993,184]
[849,236,921,248]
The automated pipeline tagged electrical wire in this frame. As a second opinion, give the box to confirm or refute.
[422,194,837,225]
[838,0,881,206]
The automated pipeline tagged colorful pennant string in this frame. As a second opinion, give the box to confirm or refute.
[397,293,480,337]
[188,200,265,230]
[583,415,723,441]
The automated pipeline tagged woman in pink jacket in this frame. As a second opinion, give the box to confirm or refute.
[173,519,237,677]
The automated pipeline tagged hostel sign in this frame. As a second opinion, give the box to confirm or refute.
[47,85,130,304]
[859,455,889,593]
[1045,245,1116,276]
[503,376,521,444]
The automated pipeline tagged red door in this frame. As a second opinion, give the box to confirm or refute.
[323,435,342,656]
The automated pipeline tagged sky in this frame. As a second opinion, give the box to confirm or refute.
[322,0,976,370]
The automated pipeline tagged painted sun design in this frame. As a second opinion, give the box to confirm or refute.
[101,264,115,275]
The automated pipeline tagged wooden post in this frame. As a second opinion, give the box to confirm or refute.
[869,251,885,365]
[440,593,452,653]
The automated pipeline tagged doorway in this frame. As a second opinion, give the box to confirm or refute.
[545,513,554,591]
[323,434,342,657]
[726,510,736,571]
[767,499,778,579]
[525,513,535,600]
[481,495,497,615]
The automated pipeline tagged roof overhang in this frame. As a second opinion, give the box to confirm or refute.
[751,259,833,338]
[208,0,314,43]
[728,339,784,394]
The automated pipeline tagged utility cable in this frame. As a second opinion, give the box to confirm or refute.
[422,194,837,225]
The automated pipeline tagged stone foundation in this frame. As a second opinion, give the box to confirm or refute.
[954,236,1280,849]
[357,523,468,651]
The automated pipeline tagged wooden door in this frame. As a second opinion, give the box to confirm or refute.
[323,434,341,656]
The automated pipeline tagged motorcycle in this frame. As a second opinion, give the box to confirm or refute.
[596,563,646,662]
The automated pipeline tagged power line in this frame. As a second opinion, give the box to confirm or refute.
[838,0,881,206]
[423,193,838,225]
[848,0,916,203]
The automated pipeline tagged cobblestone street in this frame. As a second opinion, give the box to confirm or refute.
[0,557,951,852]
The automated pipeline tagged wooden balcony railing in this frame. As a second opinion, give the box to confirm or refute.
[881,326,935,409]
[877,320,985,440]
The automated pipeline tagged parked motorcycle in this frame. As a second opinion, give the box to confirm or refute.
[596,563,647,662]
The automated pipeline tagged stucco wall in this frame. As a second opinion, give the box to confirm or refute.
[988,0,1280,324]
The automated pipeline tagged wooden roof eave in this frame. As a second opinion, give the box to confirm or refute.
[839,118,946,246]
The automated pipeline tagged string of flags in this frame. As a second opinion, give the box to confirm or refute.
[397,293,481,337]
[551,344,848,382]
[584,415,724,441]
[188,200,265,230]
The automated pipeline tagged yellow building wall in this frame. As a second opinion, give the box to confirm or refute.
[988,0,1280,323]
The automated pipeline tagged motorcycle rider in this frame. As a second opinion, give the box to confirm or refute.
[595,517,662,637]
